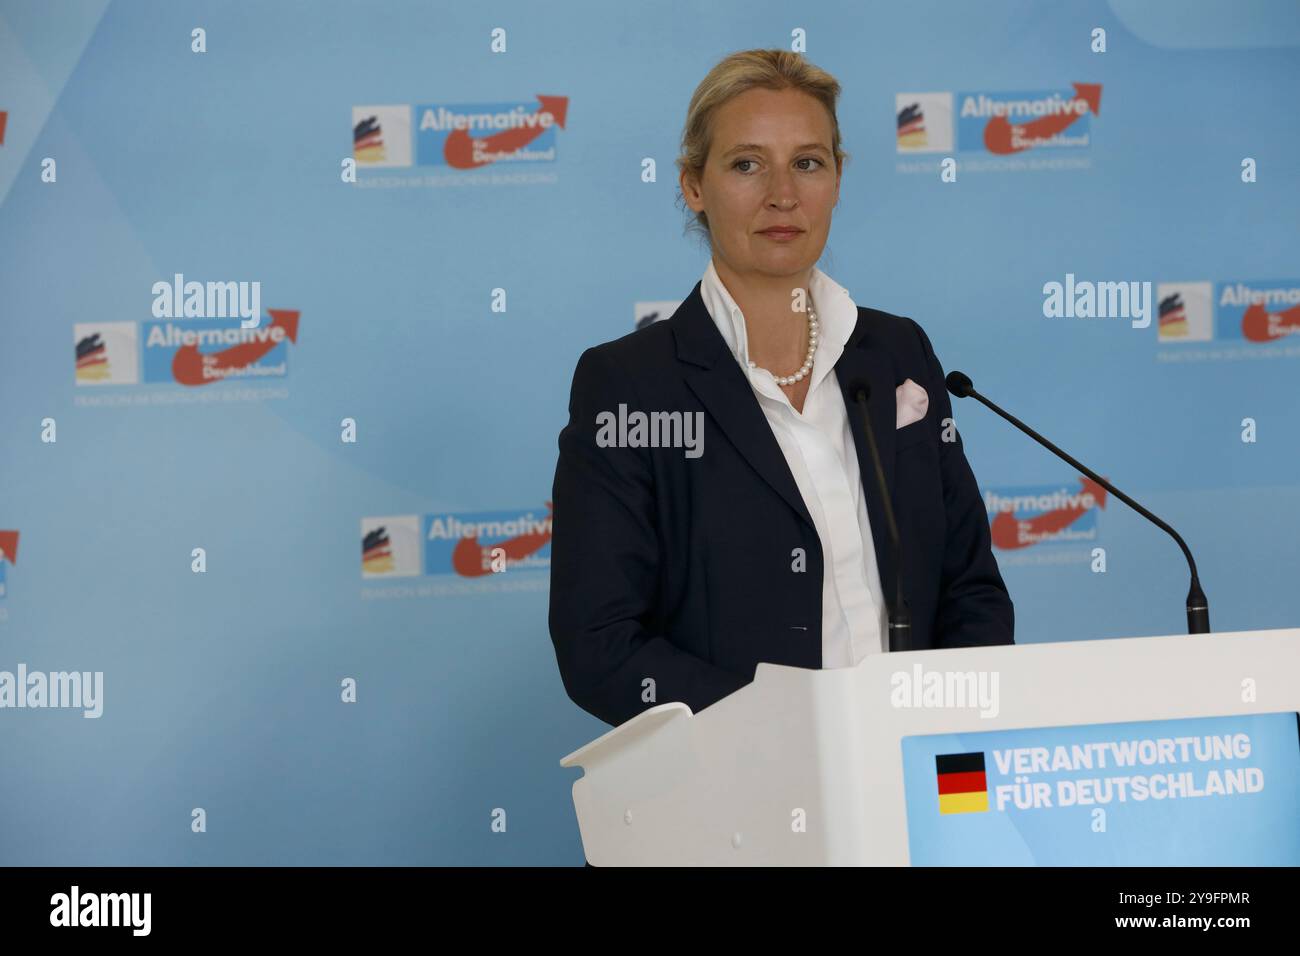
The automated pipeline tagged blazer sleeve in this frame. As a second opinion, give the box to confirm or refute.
[548,346,752,726]
[908,320,1016,647]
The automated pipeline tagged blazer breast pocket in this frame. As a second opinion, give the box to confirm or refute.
[894,416,933,451]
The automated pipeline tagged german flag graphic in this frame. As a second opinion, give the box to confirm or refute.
[362,526,395,574]
[75,332,110,382]
[354,115,385,164]
[897,102,927,148]
[936,752,989,814]
[1158,292,1189,339]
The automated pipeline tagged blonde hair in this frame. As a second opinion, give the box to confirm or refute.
[675,49,849,245]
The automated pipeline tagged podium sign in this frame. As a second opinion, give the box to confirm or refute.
[902,710,1299,865]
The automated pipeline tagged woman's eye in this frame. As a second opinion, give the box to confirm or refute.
[734,157,823,173]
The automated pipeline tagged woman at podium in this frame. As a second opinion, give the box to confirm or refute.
[550,49,1014,728]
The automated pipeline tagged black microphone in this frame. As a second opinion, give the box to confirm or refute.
[945,370,1210,635]
[847,378,912,652]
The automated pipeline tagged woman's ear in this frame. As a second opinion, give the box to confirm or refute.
[680,169,701,212]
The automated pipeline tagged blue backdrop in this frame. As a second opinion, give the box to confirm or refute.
[1,0,1297,865]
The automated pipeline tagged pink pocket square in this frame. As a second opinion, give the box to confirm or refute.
[895,378,929,429]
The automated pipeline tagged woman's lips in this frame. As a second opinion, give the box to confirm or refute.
[758,228,803,240]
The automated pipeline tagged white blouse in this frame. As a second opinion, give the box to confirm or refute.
[699,257,888,668]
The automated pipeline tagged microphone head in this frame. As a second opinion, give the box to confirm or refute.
[945,370,973,398]
[846,377,871,403]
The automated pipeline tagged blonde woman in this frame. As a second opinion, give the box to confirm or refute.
[550,49,1013,730]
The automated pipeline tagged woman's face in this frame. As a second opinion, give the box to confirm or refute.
[682,87,841,280]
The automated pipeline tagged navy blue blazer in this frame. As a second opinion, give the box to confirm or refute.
[549,280,1013,727]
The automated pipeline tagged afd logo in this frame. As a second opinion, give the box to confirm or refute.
[361,504,553,578]
[74,310,300,387]
[1157,280,1300,344]
[897,84,1101,155]
[352,96,569,170]
[984,479,1106,550]
[0,531,17,601]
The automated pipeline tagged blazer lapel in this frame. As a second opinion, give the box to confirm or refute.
[671,282,904,601]
[672,282,816,533]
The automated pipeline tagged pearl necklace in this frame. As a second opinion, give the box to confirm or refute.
[746,305,819,386]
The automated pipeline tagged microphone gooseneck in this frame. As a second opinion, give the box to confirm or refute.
[847,378,912,652]
[945,370,1210,635]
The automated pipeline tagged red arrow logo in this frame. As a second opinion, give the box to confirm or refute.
[983,83,1101,155]
[451,502,553,577]
[0,530,18,564]
[443,96,568,170]
[1242,301,1300,342]
[991,477,1107,550]
[171,309,299,386]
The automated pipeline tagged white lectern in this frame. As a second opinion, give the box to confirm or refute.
[560,627,1300,865]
